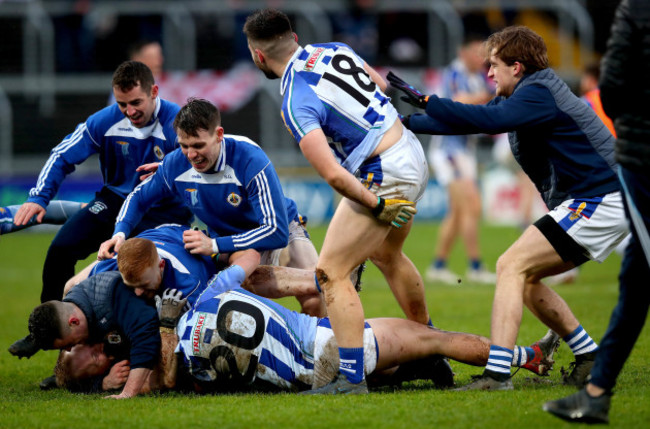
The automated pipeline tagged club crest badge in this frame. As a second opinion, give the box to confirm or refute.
[227,192,242,207]
[117,141,129,156]
[185,188,198,206]
[153,145,164,160]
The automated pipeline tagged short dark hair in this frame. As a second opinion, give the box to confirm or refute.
[28,301,64,349]
[486,26,548,74]
[174,98,221,138]
[127,40,160,59]
[111,60,155,94]
[243,9,293,43]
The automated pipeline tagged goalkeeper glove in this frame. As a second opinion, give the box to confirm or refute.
[387,71,429,109]
[372,196,417,228]
[159,289,187,329]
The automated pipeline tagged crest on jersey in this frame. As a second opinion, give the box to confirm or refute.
[192,313,207,355]
[185,188,198,206]
[153,145,164,160]
[360,172,375,189]
[227,192,242,207]
[117,141,129,156]
[303,47,325,71]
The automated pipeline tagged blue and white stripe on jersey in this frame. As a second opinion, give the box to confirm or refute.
[177,287,318,391]
[280,42,399,174]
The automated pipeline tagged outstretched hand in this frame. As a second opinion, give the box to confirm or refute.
[386,71,429,109]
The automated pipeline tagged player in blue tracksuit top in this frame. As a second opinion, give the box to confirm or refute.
[388,26,629,391]
[10,61,192,308]
[108,138,292,254]
[99,99,293,256]
[98,99,323,316]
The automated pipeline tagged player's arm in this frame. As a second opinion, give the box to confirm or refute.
[300,129,415,227]
[300,129,377,209]
[203,165,289,256]
[16,123,98,225]
[98,170,171,259]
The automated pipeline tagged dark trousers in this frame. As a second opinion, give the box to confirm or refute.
[590,167,650,390]
[40,187,192,302]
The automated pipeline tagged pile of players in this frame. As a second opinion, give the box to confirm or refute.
[4,4,648,425]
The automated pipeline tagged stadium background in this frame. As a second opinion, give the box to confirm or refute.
[0,0,620,226]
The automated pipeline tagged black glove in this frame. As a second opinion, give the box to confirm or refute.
[387,71,429,109]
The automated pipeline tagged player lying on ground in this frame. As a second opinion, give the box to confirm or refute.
[55,254,561,394]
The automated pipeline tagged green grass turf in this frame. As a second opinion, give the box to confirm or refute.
[0,223,648,428]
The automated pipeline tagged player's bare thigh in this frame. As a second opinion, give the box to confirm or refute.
[318,198,391,278]
[497,225,570,281]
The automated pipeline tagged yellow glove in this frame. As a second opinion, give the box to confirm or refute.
[371,197,417,228]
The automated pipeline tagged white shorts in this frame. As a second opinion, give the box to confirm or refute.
[428,144,477,186]
[260,219,312,266]
[311,319,378,389]
[359,128,429,203]
[539,191,629,263]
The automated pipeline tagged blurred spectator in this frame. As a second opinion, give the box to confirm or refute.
[580,62,616,137]
[425,34,496,285]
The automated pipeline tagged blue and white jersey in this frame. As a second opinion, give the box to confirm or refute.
[177,280,318,391]
[115,135,293,253]
[433,58,493,154]
[280,43,399,175]
[27,98,181,209]
[90,224,217,306]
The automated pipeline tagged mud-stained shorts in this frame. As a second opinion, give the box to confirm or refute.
[311,318,378,389]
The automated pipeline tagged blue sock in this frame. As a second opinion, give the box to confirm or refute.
[564,325,598,355]
[427,318,435,328]
[434,258,446,269]
[470,259,482,271]
[485,345,513,376]
[339,347,365,384]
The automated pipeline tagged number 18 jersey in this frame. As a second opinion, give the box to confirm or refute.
[280,43,399,174]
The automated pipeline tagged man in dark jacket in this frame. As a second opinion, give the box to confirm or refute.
[387,25,629,391]
[26,271,159,399]
[544,0,650,423]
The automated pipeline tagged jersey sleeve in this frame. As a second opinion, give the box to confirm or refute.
[281,74,326,144]
[27,122,100,208]
[214,160,289,253]
[113,158,176,237]
[113,282,160,369]
[196,264,246,306]
[409,84,558,136]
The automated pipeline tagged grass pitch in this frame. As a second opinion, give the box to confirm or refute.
[0,222,648,428]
